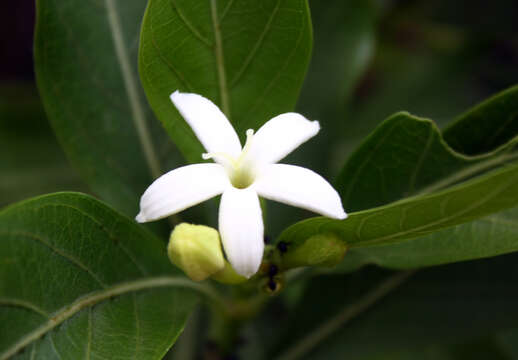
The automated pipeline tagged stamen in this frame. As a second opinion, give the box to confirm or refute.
[202,152,237,174]
[202,152,236,165]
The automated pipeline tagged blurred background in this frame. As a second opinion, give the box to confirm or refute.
[0,1,87,207]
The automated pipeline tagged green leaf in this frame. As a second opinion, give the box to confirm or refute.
[337,110,518,212]
[278,160,518,264]
[329,207,518,273]
[139,0,313,162]
[276,86,518,269]
[279,130,518,245]
[34,0,181,216]
[279,114,518,263]
[444,85,518,155]
[271,255,518,360]
[0,193,203,359]
[317,86,518,272]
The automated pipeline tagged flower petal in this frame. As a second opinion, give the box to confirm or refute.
[254,164,347,219]
[246,113,320,165]
[219,187,264,278]
[136,164,230,222]
[170,91,242,158]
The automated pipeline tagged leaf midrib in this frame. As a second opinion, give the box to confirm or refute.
[105,0,162,179]
[352,166,518,247]
[210,0,231,118]
[0,276,209,360]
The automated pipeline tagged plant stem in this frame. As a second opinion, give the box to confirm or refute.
[274,270,416,360]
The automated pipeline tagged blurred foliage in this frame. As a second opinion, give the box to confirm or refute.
[0,84,87,206]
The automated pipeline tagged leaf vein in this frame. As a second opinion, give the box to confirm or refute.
[0,277,215,360]
[230,0,281,88]
[105,0,162,179]
[170,0,212,47]
[1,230,108,288]
[0,298,49,318]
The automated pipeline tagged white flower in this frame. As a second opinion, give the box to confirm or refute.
[136,91,347,278]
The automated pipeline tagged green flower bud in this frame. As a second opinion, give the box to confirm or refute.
[280,233,347,269]
[168,223,225,281]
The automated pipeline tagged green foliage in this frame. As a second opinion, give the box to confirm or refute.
[0,193,198,359]
[278,87,518,269]
[139,0,312,162]
[34,0,182,216]
[9,0,518,358]
[444,85,518,155]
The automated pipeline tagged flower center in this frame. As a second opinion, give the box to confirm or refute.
[203,129,256,189]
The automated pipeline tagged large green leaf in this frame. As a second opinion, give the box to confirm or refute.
[330,207,518,273]
[139,0,312,162]
[0,193,202,359]
[277,136,518,249]
[319,86,518,272]
[34,0,181,216]
[270,255,518,360]
[276,87,518,269]
[337,89,518,212]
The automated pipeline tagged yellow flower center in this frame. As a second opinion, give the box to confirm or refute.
[203,129,256,189]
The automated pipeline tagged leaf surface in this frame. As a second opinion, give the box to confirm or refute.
[139,0,312,162]
[0,193,199,359]
[277,87,518,268]
[321,86,518,271]
[34,0,181,216]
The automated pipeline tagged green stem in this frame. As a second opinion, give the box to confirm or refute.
[274,270,416,360]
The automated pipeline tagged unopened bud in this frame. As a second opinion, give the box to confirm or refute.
[280,233,347,269]
[168,223,225,281]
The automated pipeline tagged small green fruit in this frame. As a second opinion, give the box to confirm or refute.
[280,233,347,269]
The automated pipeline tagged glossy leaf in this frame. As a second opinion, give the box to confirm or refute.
[0,193,200,359]
[279,108,518,268]
[34,0,182,216]
[321,86,518,272]
[277,85,518,268]
[444,85,518,155]
[337,110,518,212]
[330,207,518,273]
[139,0,312,162]
[279,160,518,248]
